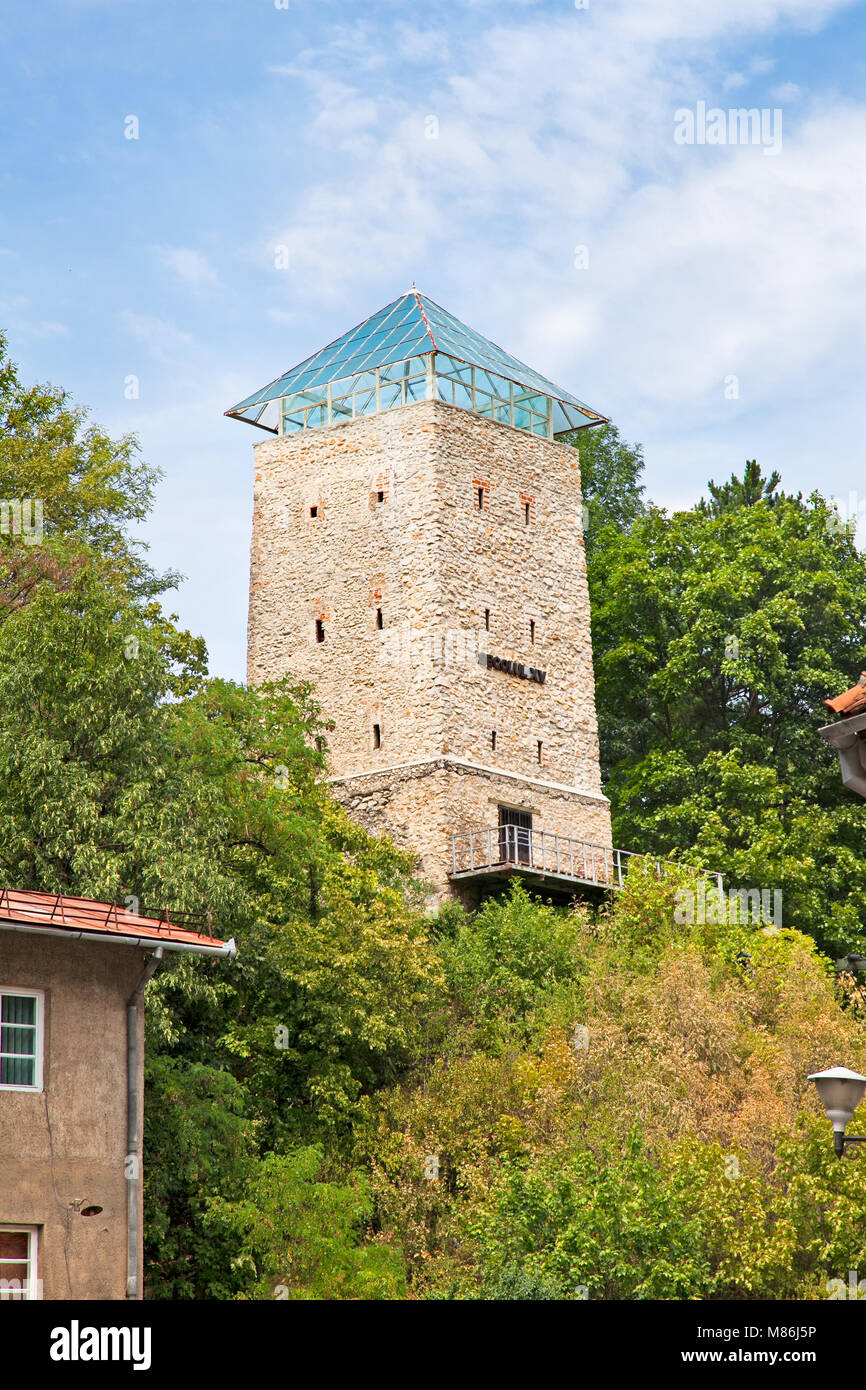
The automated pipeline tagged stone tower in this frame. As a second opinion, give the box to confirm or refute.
[228,290,613,904]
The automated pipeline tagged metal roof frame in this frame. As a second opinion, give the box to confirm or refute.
[225,289,607,434]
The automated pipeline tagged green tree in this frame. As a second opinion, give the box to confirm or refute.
[0,559,220,908]
[589,482,866,950]
[0,332,171,594]
[205,1147,405,1300]
[143,1057,256,1300]
[474,1132,714,1300]
[0,338,440,1298]
[700,458,784,515]
[440,881,585,1042]
[565,422,646,563]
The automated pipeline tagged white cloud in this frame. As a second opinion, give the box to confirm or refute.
[395,24,451,63]
[260,0,865,433]
[605,0,855,42]
[0,297,68,341]
[154,246,218,287]
[121,312,195,365]
[27,320,69,340]
[527,104,866,415]
[773,81,803,100]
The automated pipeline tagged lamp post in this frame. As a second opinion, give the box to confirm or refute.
[836,952,866,977]
[808,1066,866,1157]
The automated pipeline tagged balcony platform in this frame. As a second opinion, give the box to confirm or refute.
[448,827,721,905]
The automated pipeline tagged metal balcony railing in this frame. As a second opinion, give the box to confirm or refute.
[449,825,723,894]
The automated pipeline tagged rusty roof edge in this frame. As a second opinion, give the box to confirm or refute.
[0,917,236,956]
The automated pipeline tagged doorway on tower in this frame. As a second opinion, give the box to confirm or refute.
[498,806,532,865]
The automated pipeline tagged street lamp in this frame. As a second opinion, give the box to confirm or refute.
[808,1066,866,1157]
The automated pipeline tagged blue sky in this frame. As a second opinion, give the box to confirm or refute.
[2,0,865,680]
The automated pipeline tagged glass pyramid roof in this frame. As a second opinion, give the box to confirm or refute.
[225,289,607,432]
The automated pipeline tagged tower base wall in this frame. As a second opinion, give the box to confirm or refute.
[329,757,611,906]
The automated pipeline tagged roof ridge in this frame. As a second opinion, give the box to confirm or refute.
[412,288,437,352]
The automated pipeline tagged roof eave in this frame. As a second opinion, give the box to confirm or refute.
[0,918,237,957]
[224,408,278,434]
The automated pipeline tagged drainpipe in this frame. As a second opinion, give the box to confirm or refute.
[126,946,163,1300]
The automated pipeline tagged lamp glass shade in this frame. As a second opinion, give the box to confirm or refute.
[808,1066,866,1130]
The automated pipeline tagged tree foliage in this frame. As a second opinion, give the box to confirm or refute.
[566,421,646,563]
[588,471,866,952]
[6,346,866,1303]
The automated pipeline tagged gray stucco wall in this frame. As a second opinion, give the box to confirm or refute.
[0,931,145,1300]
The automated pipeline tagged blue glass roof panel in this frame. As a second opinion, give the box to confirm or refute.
[226,290,606,428]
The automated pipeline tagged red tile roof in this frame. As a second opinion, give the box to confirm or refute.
[825,672,866,719]
[0,887,235,955]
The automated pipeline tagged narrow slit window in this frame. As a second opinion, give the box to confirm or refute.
[524,502,531,525]
[309,505,318,518]
[537,740,543,764]
[377,490,384,503]
[484,608,490,632]
[530,619,536,645]
[476,487,485,510]
[315,619,325,644]
[491,730,497,751]
[372,723,381,749]
[376,608,383,630]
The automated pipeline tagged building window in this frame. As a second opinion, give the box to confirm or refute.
[520,491,536,524]
[491,730,496,751]
[315,619,325,644]
[484,608,490,632]
[376,608,384,630]
[473,478,490,512]
[0,990,43,1091]
[372,469,393,506]
[537,740,543,764]
[0,1227,38,1300]
[372,723,381,749]
[529,619,536,645]
[309,505,318,518]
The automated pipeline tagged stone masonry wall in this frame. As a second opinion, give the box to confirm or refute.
[332,759,612,902]
[248,402,445,774]
[247,397,611,898]
[431,404,604,794]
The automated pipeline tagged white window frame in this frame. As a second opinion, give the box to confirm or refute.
[0,987,44,1092]
[0,1224,40,1300]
